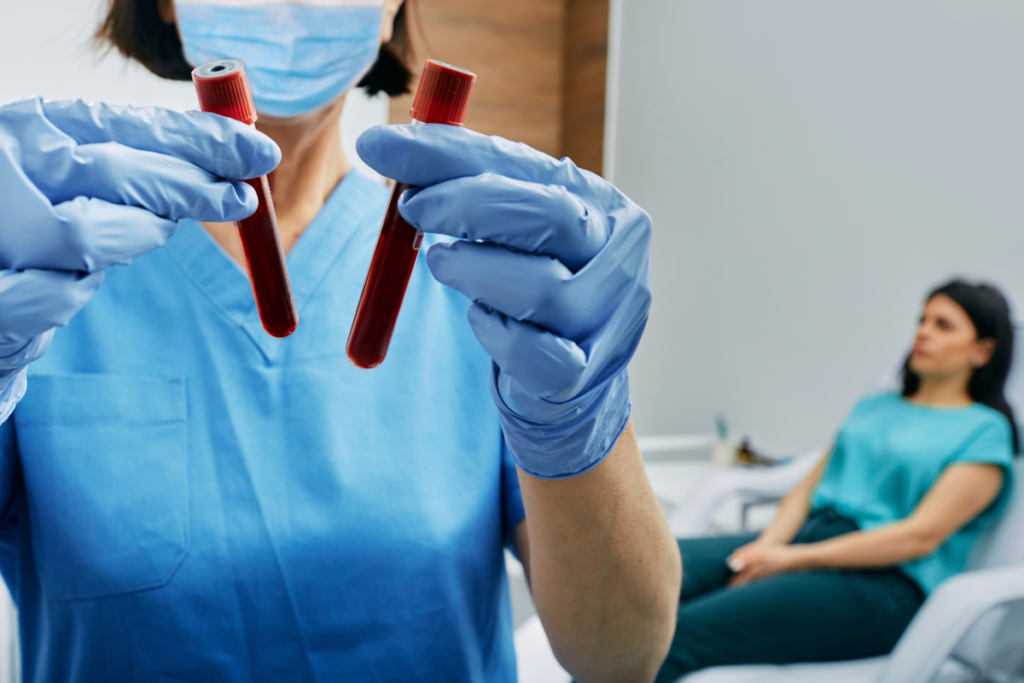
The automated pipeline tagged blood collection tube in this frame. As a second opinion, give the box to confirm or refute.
[192,59,299,338]
[347,60,476,368]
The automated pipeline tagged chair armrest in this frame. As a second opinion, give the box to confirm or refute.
[668,447,825,537]
[877,564,1024,683]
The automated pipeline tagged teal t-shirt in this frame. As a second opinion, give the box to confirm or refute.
[811,392,1015,594]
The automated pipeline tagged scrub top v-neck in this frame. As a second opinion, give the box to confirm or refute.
[0,171,525,683]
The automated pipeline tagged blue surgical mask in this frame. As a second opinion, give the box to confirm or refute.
[176,0,384,118]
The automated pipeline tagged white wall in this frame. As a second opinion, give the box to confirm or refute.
[609,1,1024,454]
[0,0,387,180]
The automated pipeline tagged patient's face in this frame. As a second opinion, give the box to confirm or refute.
[909,294,993,380]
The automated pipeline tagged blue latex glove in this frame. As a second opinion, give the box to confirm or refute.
[0,97,280,421]
[358,124,652,479]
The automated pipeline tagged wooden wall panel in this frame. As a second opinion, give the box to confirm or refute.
[390,0,566,157]
[389,0,608,174]
[562,0,609,175]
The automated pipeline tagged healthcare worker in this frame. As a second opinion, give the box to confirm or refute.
[0,1,680,681]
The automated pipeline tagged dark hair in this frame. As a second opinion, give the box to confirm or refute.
[95,0,411,96]
[902,279,1019,453]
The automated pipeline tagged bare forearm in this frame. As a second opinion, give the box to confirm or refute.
[518,419,681,683]
[791,522,935,571]
[734,463,1003,585]
[793,463,1006,571]
[759,450,830,546]
[757,496,810,545]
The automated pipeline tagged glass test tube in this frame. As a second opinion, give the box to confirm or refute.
[346,60,477,369]
[192,59,299,338]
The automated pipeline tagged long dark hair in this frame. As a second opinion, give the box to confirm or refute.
[902,280,1018,453]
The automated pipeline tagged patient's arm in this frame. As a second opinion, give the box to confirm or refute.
[726,451,831,584]
[728,462,1003,585]
[788,462,1004,570]
[756,449,831,545]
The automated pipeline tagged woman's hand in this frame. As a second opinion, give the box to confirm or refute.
[727,541,802,587]
[357,124,652,480]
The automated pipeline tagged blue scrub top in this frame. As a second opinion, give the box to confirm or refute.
[812,393,1015,594]
[0,171,526,682]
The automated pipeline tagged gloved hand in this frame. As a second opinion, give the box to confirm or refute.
[358,124,652,479]
[0,97,281,421]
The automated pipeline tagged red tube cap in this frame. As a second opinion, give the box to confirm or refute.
[410,60,477,126]
[192,59,258,126]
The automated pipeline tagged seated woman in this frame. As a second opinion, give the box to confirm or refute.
[657,280,1018,681]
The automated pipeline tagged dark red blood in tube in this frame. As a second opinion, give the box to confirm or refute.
[236,175,298,337]
[346,182,420,369]
[192,59,298,338]
[347,60,476,368]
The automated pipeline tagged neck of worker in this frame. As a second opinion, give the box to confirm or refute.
[910,371,974,407]
[255,94,352,252]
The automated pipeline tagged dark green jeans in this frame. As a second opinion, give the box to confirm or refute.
[655,508,925,681]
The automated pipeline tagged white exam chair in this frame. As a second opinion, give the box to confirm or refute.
[671,330,1024,683]
[514,471,1024,683]
[674,457,1024,683]
[515,331,1024,682]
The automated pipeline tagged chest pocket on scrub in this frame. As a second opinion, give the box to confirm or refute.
[14,374,189,601]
